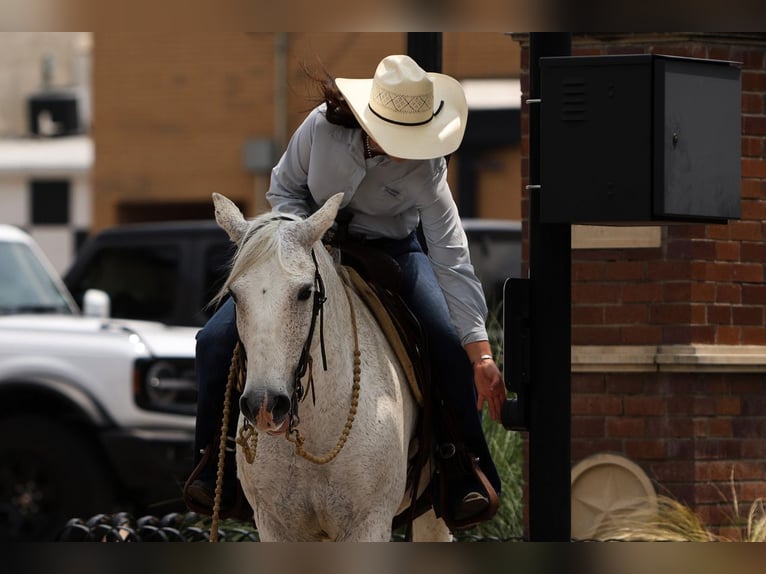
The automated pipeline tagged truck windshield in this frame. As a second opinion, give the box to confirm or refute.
[0,242,74,315]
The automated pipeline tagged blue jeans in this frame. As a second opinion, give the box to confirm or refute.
[192,296,239,472]
[192,233,500,495]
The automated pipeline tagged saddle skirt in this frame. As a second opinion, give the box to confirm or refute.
[339,265,425,407]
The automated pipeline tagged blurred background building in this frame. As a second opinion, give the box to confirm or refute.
[0,32,522,272]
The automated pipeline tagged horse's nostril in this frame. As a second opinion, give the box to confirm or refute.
[239,396,255,423]
[271,394,291,421]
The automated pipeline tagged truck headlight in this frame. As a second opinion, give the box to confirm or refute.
[134,358,197,415]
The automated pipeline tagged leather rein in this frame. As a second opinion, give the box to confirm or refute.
[290,248,328,430]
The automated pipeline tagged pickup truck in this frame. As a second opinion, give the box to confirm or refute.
[0,224,199,541]
[63,218,521,327]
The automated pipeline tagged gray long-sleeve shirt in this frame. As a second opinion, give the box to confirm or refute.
[266,104,489,345]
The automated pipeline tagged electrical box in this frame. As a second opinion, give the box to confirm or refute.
[540,54,741,224]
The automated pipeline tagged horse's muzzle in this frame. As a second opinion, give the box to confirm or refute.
[240,387,292,433]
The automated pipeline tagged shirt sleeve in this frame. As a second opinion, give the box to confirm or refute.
[265,107,318,217]
[419,160,489,345]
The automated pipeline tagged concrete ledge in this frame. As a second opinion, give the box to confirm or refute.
[572,344,766,373]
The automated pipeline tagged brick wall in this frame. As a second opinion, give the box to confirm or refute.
[91,32,521,232]
[516,33,766,537]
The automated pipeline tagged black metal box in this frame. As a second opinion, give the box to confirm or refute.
[540,54,741,223]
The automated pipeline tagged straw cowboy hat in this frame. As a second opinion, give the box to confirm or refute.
[335,54,468,160]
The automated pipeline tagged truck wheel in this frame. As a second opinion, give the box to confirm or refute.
[0,415,116,541]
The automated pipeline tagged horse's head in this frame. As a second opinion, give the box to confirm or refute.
[212,192,343,434]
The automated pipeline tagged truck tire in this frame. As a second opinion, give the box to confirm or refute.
[0,415,116,541]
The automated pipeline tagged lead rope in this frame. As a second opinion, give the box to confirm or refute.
[237,279,361,466]
[210,341,245,543]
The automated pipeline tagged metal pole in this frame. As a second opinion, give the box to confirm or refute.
[406,32,442,72]
[527,32,572,541]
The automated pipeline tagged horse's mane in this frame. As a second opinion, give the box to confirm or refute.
[211,210,302,308]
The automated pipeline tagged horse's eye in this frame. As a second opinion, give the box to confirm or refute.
[297,285,313,301]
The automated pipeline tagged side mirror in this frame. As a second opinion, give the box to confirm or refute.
[83,288,111,319]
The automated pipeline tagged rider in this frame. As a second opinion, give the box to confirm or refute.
[185,54,507,525]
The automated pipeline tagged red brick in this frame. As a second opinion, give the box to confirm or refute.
[708,419,734,437]
[572,416,605,438]
[741,96,764,117]
[571,374,606,393]
[649,304,695,324]
[716,283,741,304]
[651,461,694,482]
[693,396,719,415]
[572,325,621,345]
[572,283,621,304]
[736,481,766,502]
[715,326,741,345]
[695,460,738,482]
[742,284,766,305]
[624,396,665,416]
[663,283,691,302]
[728,220,763,241]
[741,70,766,92]
[690,261,733,281]
[645,417,693,437]
[571,395,623,416]
[604,261,646,281]
[695,439,744,460]
[717,396,742,416]
[705,223,732,240]
[713,241,740,261]
[667,396,696,415]
[741,241,766,261]
[572,261,605,281]
[690,283,716,302]
[571,305,604,324]
[742,438,766,458]
[606,416,645,437]
[647,260,692,280]
[625,439,666,459]
[731,417,766,438]
[730,47,766,69]
[742,118,766,139]
[707,304,733,324]
[605,374,646,395]
[742,326,766,345]
[741,199,766,221]
[741,178,766,199]
[665,438,695,459]
[621,324,663,345]
[622,283,663,303]
[732,305,764,325]
[604,304,648,324]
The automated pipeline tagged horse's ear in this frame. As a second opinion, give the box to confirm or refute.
[213,193,249,243]
[298,193,344,248]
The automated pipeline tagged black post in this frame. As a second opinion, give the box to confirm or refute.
[527,32,572,541]
[406,32,442,72]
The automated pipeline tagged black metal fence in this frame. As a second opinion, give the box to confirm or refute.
[56,512,525,542]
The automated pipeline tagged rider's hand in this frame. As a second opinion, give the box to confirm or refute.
[473,357,505,422]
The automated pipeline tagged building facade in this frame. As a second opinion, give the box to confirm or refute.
[516,32,766,538]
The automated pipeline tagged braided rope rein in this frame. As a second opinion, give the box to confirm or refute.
[210,279,361,541]
[210,340,246,542]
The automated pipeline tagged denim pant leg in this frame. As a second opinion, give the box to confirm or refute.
[193,297,240,470]
[379,235,501,495]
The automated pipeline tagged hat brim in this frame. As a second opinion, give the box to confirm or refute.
[335,73,467,160]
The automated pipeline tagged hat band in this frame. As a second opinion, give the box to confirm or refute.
[367,100,444,127]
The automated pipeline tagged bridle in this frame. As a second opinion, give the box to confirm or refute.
[290,248,328,430]
[235,243,362,466]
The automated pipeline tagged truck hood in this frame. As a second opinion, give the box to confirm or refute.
[0,314,198,357]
